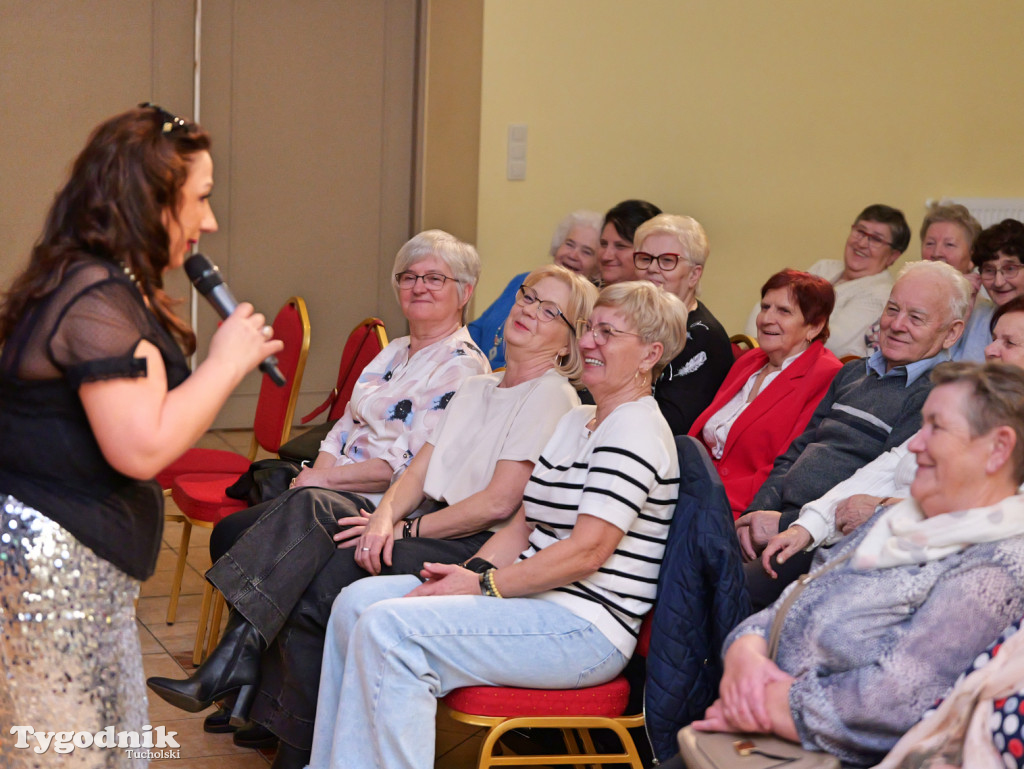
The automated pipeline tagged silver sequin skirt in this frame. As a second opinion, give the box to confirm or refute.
[0,495,148,768]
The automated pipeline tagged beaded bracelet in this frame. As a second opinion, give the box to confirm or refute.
[480,568,504,598]
[402,520,414,539]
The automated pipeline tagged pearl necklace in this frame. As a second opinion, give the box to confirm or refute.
[119,261,142,291]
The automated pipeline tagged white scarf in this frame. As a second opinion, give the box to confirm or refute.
[852,494,1024,571]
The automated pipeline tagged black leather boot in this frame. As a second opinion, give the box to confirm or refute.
[271,741,311,769]
[147,611,263,721]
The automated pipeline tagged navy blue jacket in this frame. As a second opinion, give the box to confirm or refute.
[644,436,751,761]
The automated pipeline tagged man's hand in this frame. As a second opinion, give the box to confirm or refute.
[835,494,887,536]
[735,510,782,561]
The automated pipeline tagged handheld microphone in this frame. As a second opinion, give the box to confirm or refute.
[185,253,286,386]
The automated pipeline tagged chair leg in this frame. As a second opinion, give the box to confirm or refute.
[561,728,587,769]
[192,583,214,666]
[166,520,193,624]
[205,591,226,657]
[576,728,600,769]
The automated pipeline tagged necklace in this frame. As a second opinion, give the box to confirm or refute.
[119,261,142,291]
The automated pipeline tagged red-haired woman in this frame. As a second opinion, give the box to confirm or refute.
[0,105,280,765]
[688,270,841,517]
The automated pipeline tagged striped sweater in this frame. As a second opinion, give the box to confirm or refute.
[520,398,679,657]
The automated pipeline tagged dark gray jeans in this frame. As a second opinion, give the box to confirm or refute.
[205,486,492,749]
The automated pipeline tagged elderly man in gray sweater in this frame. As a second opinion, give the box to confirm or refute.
[738,260,971,607]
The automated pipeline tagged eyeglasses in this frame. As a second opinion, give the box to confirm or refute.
[581,320,642,345]
[516,285,575,333]
[139,102,191,134]
[849,224,894,250]
[980,263,1023,281]
[395,271,459,291]
[634,251,683,271]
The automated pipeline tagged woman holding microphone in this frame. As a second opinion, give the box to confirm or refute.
[0,104,280,767]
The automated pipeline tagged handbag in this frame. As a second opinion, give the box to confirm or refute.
[225,458,302,505]
[676,554,852,769]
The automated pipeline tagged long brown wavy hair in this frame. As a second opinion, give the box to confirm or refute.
[0,105,212,353]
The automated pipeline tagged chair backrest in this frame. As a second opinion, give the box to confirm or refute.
[729,333,758,361]
[301,317,388,424]
[251,296,311,456]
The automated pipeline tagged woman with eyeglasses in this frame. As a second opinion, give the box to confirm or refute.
[631,213,732,434]
[468,209,603,368]
[0,106,282,764]
[975,219,1024,311]
[688,270,841,517]
[306,281,687,769]
[205,229,489,566]
[148,265,595,769]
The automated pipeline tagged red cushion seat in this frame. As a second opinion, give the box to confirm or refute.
[155,448,251,490]
[442,675,630,719]
[171,472,248,523]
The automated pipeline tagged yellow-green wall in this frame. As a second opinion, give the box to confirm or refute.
[471,0,1024,332]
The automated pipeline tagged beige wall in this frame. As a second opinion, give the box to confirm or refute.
[469,0,1024,332]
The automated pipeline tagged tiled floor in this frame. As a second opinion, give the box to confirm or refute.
[141,429,486,768]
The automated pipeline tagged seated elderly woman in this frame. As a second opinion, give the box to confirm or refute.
[307,281,688,769]
[209,229,490,560]
[687,362,1024,767]
[631,213,733,434]
[468,209,602,367]
[148,265,596,767]
[688,270,841,516]
[976,218,1024,310]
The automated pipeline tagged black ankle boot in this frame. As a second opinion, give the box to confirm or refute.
[147,611,263,717]
[271,741,311,769]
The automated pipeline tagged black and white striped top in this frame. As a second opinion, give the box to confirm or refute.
[520,397,679,657]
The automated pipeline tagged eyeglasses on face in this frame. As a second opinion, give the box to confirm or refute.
[633,251,681,271]
[516,285,574,333]
[139,102,191,134]
[395,271,459,291]
[980,262,1023,281]
[849,224,894,250]
[581,320,642,345]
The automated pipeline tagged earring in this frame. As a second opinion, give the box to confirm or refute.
[635,367,651,390]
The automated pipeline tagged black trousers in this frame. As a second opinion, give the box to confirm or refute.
[205,486,492,749]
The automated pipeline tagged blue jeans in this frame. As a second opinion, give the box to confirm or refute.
[308,575,628,769]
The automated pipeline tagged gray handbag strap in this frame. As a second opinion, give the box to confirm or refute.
[766,551,853,661]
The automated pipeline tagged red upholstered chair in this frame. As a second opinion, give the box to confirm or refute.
[300,317,387,424]
[440,615,653,769]
[729,333,758,361]
[166,297,310,656]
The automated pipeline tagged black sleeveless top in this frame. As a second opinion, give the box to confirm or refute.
[0,257,190,579]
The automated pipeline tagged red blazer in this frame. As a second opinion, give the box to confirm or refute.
[687,341,841,517]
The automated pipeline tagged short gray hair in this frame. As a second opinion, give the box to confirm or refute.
[931,361,1024,484]
[392,230,481,305]
[633,213,710,268]
[920,203,982,247]
[595,281,688,378]
[548,210,603,258]
[895,259,971,322]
